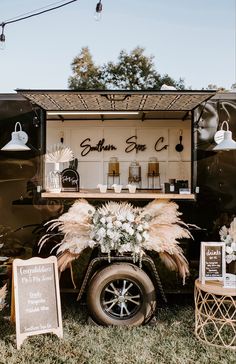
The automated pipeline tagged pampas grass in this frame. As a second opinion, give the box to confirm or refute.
[45,144,74,163]
[0,284,7,311]
[39,199,192,282]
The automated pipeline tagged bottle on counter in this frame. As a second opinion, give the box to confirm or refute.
[48,162,62,193]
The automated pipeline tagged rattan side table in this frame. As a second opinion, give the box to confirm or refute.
[195,279,236,349]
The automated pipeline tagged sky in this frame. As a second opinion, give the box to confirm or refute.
[0,0,235,92]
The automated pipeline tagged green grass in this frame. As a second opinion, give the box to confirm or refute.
[0,295,235,364]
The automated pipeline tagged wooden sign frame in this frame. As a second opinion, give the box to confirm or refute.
[199,242,226,284]
[61,168,80,192]
[12,256,63,349]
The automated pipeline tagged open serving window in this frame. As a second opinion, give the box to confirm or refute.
[17,89,216,200]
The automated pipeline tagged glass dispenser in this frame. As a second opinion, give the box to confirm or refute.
[147,157,161,189]
[107,157,120,187]
[128,160,141,188]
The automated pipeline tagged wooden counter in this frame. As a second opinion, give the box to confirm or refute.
[41,189,195,200]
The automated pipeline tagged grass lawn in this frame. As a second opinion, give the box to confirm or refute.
[0,294,235,364]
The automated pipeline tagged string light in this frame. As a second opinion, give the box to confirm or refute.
[94,1,103,21]
[0,24,5,50]
[0,0,78,50]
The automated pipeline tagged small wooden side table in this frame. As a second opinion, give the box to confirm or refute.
[194,279,236,349]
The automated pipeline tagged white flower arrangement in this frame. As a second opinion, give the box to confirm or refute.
[219,217,236,264]
[89,202,150,261]
[39,199,192,282]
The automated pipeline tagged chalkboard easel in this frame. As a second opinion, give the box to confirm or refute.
[200,242,226,284]
[12,256,63,349]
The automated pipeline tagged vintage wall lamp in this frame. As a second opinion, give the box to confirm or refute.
[213,120,236,151]
[1,122,30,151]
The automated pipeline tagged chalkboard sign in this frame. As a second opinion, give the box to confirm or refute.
[61,168,80,192]
[200,242,226,284]
[12,257,63,349]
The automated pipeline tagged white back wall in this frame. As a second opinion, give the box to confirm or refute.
[46,119,191,189]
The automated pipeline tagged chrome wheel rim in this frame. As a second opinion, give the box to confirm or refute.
[101,279,142,319]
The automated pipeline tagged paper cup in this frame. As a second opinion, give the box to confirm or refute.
[127,184,136,193]
[113,185,122,193]
[97,184,107,193]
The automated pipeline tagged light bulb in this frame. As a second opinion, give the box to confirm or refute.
[94,11,102,21]
[0,24,5,50]
[94,1,102,21]
[0,34,5,50]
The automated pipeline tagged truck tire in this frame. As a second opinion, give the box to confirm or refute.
[87,263,156,326]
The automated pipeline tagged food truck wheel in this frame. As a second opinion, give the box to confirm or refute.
[87,263,156,326]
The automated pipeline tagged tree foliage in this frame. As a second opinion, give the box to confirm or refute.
[68,46,185,90]
[68,47,106,90]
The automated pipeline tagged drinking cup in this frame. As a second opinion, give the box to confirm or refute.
[126,184,136,193]
[97,184,107,193]
[112,184,123,193]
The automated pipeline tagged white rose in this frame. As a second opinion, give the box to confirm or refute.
[136,232,142,242]
[134,245,141,253]
[107,222,113,229]
[128,227,134,235]
[88,240,96,248]
[126,212,135,222]
[114,220,122,228]
[97,227,106,239]
[142,231,149,240]
[119,243,131,252]
[112,231,120,242]
[106,216,112,223]
[219,226,228,241]
[100,217,106,224]
[225,236,233,244]
[107,230,114,239]
[137,225,143,232]
[117,214,125,222]
[226,254,234,264]
[100,245,108,253]
[226,246,233,255]
[231,242,236,252]
[122,223,130,232]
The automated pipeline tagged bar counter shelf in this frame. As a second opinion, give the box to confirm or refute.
[41,189,195,200]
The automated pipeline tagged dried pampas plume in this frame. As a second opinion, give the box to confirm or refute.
[46,144,74,163]
[0,284,7,311]
[39,199,193,284]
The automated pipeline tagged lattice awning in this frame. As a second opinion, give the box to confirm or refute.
[17,90,215,113]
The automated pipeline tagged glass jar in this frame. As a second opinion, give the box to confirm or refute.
[48,163,61,193]
[108,157,119,176]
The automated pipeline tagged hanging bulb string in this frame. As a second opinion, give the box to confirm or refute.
[1,0,74,24]
[0,0,102,48]
[0,0,78,28]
